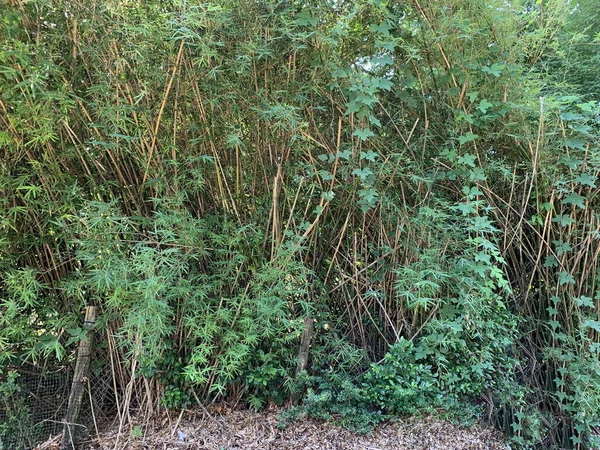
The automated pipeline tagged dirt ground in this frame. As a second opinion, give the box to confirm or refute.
[37,407,509,450]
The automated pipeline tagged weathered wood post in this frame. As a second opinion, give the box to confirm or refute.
[292,317,314,406]
[62,306,96,450]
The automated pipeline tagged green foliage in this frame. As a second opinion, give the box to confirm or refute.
[363,338,439,416]
[0,371,33,450]
[1,0,600,448]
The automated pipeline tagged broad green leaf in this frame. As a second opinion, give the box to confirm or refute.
[369,21,392,36]
[457,153,477,167]
[374,78,393,91]
[360,150,379,162]
[583,320,600,333]
[358,188,379,203]
[470,215,498,232]
[375,39,396,52]
[353,128,375,141]
[336,149,352,160]
[573,173,597,188]
[295,10,319,26]
[368,115,382,127]
[562,192,586,209]
[457,112,474,124]
[573,296,594,308]
[558,271,575,285]
[458,132,479,145]
[560,112,584,121]
[467,91,478,102]
[482,62,505,77]
[352,167,374,183]
[551,215,575,227]
[478,99,493,113]
[543,255,558,268]
[564,137,587,150]
[576,101,596,112]
[469,167,486,181]
[462,185,483,198]
[558,156,581,170]
[454,202,477,215]
[318,170,334,181]
[372,55,393,67]
[321,191,335,201]
[552,240,572,256]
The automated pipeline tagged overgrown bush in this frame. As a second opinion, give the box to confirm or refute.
[1,0,599,448]
[0,371,33,450]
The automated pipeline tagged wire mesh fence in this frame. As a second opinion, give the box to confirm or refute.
[0,345,114,450]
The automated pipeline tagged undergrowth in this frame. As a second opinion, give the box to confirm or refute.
[1,0,600,448]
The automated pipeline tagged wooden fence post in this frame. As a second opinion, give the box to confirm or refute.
[62,306,96,450]
[291,317,314,406]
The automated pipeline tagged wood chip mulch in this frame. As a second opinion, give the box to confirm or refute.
[40,406,509,450]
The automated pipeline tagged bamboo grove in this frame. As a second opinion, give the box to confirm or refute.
[1,0,599,448]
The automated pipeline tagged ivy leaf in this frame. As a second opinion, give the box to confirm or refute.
[454,202,477,216]
[321,191,335,201]
[478,99,493,113]
[551,214,575,227]
[336,149,352,160]
[469,167,486,181]
[295,10,319,26]
[543,255,558,268]
[559,112,584,121]
[462,185,483,199]
[358,188,379,203]
[570,124,592,135]
[457,112,474,124]
[373,78,393,91]
[558,156,581,170]
[552,240,572,256]
[583,320,600,333]
[353,93,378,106]
[467,91,478,102]
[375,39,396,52]
[562,192,586,209]
[470,215,498,232]
[372,55,393,67]
[564,137,587,150]
[318,170,334,181]
[573,173,597,188]
[353,128,375,141]
[368,115,382,127]
[573,296,594,308]
[458,132,479,145]
[346,99,361,114]
[369,21,392,36]
[558,271,575,286]
[576,101,596,112]
[358,188,379,212]
[352,167,374,183]
[482,62,505,77]
[360,150,379,162]
[457,153,477,167]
